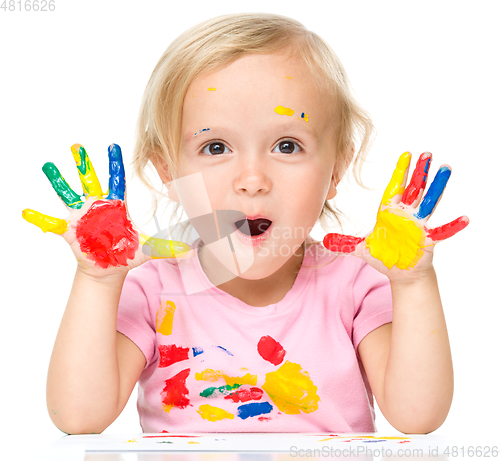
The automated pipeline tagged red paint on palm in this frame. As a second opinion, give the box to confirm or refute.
[161,368,191,410]
[323,233,364,253]
[75,200,139,269]
[427,216,469,242]
[224,387,264,403]
[257,335,286,366]
[402,153,432,205]
[159,344,190,368]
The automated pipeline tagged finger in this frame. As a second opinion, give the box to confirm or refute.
[42,162,85,209]
[71,144,104,197]
[22,209,68,234]
[323,233,365,254]
[414,165,451,220]
[106,144,126,200]
[140,234,192,258]
[427,215,469,243]
[401,152,432,206]
[380,152,412,206]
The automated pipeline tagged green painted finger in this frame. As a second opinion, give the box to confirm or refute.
[71,144,104,197]
[42,162,84,209]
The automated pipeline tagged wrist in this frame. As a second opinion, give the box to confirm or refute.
[75,265,129,286]
[389,265,437,288]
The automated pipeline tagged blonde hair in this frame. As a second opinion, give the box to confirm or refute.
[132,12,374,244]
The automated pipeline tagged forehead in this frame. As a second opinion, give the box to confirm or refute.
[182,53,335,137]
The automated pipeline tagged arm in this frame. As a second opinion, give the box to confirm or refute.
[325,151,467,433]
[47,269,146,434]
[358,266,453,434]
[23,143,190,434]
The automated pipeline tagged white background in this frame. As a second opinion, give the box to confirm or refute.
[1,0,499,458]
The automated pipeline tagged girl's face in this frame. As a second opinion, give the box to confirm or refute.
[174,52,338,280]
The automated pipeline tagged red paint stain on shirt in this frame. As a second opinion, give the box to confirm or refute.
[75,200,138,268]
[159,344,190,368]
[257,335,286,365]
[161,368,191,411]
[224,387,264,403]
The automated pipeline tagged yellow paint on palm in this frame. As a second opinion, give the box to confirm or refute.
[197,404,234,421]
[366,209,426,270]
[381,151,411,205]
[71,144,104,197]
[140,234,191,258]
[195,369,257,386]
[22,209,68,235]
[156,300,176,335]
[262,361,320,415]
[274,105,295,116]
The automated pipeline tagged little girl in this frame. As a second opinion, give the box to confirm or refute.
[23,13,468,435]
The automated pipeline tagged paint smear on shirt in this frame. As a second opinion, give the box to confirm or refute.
[257,335,286,365]
[225,387,264,403]
[274,105,295,116]
[237,401,273,420]
[197,404,234,421]
[74,200,139,269]
[365,209,425,270]
[195,369,257,386]
[192,347,204,357]
[200,383,241,398]
[156,301,176,335]
[159,344,189,368]
[262,361,320,415]
[161,368,190,412]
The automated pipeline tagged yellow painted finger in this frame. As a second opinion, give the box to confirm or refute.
[380,152,412,206]
[71,144,104,197]
[22,209,68,235]
[140,234,191,258]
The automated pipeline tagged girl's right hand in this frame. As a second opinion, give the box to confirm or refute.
[22,143,191,280]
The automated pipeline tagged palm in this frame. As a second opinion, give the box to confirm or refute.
[23,144,190,278]
[324,152,469,281]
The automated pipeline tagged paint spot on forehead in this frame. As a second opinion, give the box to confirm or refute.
[285,76,292,79]
[274,105,295,116]
[194,128,210,138]
[208,87,216,91]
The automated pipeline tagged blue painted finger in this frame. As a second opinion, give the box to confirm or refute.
[414,166,451,220]
[106,144,126,200]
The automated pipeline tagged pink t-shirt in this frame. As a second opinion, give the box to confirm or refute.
[117,237,392,433]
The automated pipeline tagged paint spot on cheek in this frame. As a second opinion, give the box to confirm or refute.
[75,200,139,269]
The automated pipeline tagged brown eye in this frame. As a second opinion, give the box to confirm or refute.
[202,142,229,155]
[273,140,301,154]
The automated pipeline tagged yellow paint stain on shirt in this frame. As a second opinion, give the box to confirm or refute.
[262,361,320,415]
[381,151,411,206]
[155,300,176,335]
[365,209,426,270]
[197,404,234,422]
[195,369,257,386]
[274,105,295,116]
[22,209,68,234]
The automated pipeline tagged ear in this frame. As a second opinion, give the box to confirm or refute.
[326,145,355,200]
[150,154,180,202]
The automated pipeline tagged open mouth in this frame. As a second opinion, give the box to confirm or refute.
[235,218,273,237]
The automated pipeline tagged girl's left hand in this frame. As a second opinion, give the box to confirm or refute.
[323,152,469,282]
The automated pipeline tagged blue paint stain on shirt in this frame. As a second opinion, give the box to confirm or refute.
[216,346,234,356]
[192,347,204,357]
[237,402,273,419]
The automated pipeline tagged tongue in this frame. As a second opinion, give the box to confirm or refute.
[235,219,271,236]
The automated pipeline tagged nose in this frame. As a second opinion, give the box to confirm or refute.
[234,154,271,195]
